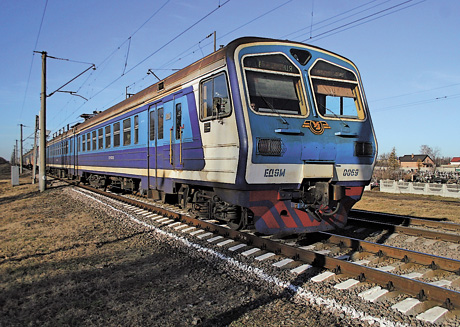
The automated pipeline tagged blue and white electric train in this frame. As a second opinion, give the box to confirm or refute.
[47,37,377,235]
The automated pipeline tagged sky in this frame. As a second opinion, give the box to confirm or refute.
[1,0,459,162]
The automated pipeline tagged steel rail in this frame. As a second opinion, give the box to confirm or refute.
[319,231,460,274]
[347,217,460,244]
[178,214,460,310]
[350,209,460,234]
[63,181,460,310]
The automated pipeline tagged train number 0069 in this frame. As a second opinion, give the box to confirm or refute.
[343,169,359,177]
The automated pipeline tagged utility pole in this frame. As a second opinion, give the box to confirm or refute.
[39,51,47,192]
[13,143,17,165]
[19,123,24,174]
[213,31,216,52]
[33,51,94,192]
[15,140,18,165]
[32,115,38,184]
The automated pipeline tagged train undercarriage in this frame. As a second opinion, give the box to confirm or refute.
[49,167,350,234]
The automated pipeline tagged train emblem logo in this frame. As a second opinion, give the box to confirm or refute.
[302,120,331,135]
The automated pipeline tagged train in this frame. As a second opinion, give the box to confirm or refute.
[23,148,38,170]
[46,37,377,235]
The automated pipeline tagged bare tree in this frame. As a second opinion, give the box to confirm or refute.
[420,144,441,167]
[373,147,401,181]
[376,152,389,166]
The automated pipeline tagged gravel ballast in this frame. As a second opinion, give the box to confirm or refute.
[2,174,458,326]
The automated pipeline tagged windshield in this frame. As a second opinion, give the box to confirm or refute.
[310,60,365,120]
[243,54,307,116]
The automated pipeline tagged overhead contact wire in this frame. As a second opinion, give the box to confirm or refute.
[301,0,416,42]
[87,0,231,102]
[19,0,49,120]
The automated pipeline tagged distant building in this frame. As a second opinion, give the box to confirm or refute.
[399,154,434,171]
[450,157,460,166]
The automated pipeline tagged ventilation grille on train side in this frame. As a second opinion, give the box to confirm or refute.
[257,138,284,156]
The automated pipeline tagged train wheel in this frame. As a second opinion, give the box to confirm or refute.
[228,207,249,230]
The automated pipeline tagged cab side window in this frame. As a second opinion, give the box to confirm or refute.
[200,73,231,121]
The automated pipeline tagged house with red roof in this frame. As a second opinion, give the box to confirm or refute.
[450,157,460,166]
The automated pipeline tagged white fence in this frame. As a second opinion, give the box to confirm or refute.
[379,180,460,199]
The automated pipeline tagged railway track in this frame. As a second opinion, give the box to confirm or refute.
[344,210,460,246]
[56,178,460,324]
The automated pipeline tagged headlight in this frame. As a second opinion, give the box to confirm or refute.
[257,138,284,156]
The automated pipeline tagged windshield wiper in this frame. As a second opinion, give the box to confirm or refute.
[319,103,349,128]
[258,93,289,125]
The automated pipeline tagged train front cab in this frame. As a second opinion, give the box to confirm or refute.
[230,39,377,235]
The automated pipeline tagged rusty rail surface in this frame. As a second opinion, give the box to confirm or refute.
[350,209,460,234]
[348,217,460,244]
[320,231,460,274]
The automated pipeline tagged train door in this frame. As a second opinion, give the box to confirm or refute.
[161,96,184,171]
[171,97,184,170]
[198,72,237,183]
[73,134,78,178]
[148,104,157,190]
[148,104,166,190]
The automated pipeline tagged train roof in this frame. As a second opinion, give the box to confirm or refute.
[51,37,349,142]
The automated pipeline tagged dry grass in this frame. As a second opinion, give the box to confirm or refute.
[0,166,167,326]
[355,190,460,223]
[1,163,459,326]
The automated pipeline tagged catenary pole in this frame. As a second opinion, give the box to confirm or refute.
[19,123,23,174]
[39,51,47,192]
[14,140,18,166]
[32,115,38,184]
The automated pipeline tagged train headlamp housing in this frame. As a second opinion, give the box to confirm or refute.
[355,142,373,157]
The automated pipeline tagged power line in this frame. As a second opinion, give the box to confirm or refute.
[371,82,460,103]
[123,0,231,76]
[46,55,95,66]
[79,1,231,106]
[160,0,293,72]
[301,0,416,43]
[49,1,171,129]
[54,1,231,130]
[219,0,292,40]
[372,92,460,112]
[122,37,132,76]
[311,0,426,43]
[91,0,171,71]
[281,0,384,40]
[54,0,171,116]
[19,0,48,120]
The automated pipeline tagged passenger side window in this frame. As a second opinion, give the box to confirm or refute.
[86,133,91,151]
[92,131,97,150]
[149,111,155,141]
[114,122,120,147]
[98,128,103,149]
[105,125,111,148]
[200,73,231,121]
[123,118,131,146]
[134,115,139,145]
[175,103,182,139]
[158,107,164,140]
